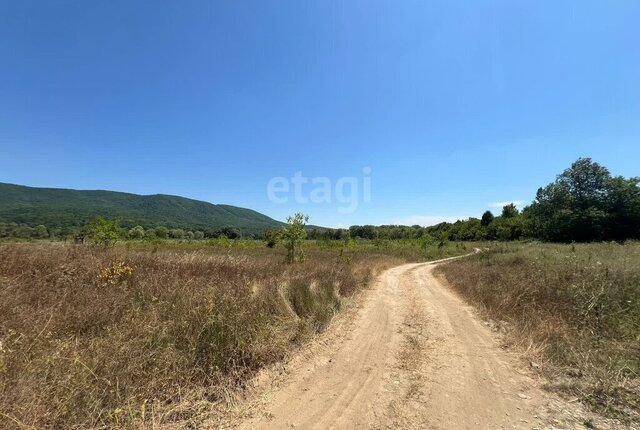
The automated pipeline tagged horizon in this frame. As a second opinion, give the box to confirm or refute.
[2,2,639,228]
[1,179,476,227]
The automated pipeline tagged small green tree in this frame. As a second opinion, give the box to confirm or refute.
[128,225,145,239]
[194,231,205,240]
[86,217,121,247]
[282,213,308,263]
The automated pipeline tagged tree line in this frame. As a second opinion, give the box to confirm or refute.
[0,221,249,241]
[307,158,640,243]
[2,158,637,244]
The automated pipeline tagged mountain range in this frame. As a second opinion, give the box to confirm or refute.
[0,182,283,235]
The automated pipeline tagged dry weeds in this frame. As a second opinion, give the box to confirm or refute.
[0,242,404,429]
[436,241,640,423]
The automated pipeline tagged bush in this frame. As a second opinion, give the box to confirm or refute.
[264,228,281,248]
[86,217,121,246]
[168,228,184,239]
[154,226,168,239]
[127,225,145,239]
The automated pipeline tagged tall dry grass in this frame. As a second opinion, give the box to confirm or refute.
[0,242,403,429]
[436,242,640,422]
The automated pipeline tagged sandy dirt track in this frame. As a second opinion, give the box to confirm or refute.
[227,256,621,430]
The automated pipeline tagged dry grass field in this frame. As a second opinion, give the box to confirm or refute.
[0,240,472,429]
[436,242,640,423]
[9,239,636,428]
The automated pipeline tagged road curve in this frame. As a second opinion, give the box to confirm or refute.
[235,256,562,429]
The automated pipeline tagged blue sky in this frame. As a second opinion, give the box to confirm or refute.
[1,1,639,227]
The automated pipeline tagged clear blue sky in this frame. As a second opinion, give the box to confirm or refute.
[1,1,639,227]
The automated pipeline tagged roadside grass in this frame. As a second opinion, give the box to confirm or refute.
[435,241,640,422]
[0,240,472,429]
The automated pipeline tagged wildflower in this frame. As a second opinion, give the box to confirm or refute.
[98,262,134,286]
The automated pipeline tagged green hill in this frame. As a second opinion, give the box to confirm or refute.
[0,182,283,235]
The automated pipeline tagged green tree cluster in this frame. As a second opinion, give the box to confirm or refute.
[527,158,640,242]
[0,223,50,239]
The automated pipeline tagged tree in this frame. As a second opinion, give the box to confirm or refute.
[501,203,519,218]
[282,213,308,263]
[86,217,121,247]
[480,211,494,227]
[12,225,34,238]
[450,218,484,241]
[34,224,49,239]
[0,223,9,238]
[488,216,525,241]
[154,226,168,239]
[128,225,145,239]
[348,225,378,240]
[185,231,195,240]
[194,231,205,240]
[604,176,640,241]
[527,158,640,242]
[221,227,241,239]
[168,228,185,239]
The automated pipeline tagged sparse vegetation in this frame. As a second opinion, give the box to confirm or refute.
[435,242,640,422]
[282,213,308,263]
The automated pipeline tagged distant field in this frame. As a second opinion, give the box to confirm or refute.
[0,240,472,429]
[129,237,480,261]
[436,242,640,422]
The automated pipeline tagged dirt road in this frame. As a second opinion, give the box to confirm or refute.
[232,257,596,429]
